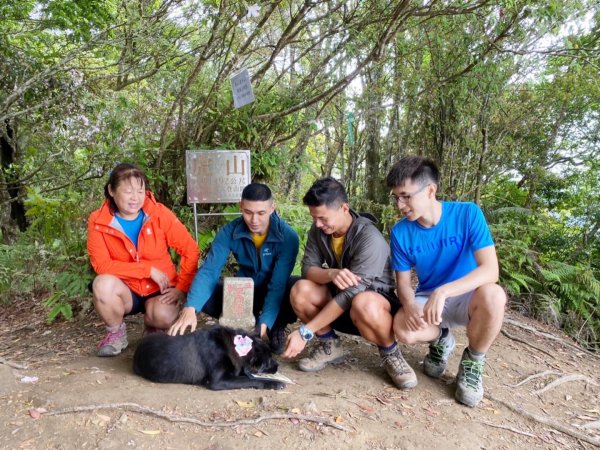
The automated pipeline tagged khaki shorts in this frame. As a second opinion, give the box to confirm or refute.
[414,291,474,329]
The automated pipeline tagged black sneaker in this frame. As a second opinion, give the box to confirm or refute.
[267,326,287,355]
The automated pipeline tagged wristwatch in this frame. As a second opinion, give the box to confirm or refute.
[299,324,315,341]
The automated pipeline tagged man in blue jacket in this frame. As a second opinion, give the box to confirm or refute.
[168,183,300,354]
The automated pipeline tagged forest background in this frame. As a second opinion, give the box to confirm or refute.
[0,0,598,351]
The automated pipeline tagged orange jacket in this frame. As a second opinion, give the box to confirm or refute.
[87,191,200,296]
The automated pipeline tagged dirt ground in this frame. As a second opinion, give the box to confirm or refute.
[1,296,599,450]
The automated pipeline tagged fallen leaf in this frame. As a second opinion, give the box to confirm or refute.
[139,429,161,435]
[28,408,46,420]
[335,416,343,423]
[424,408,440,417]
[253,431,263,437]
[357,404,375,413]
[290,407,301,414]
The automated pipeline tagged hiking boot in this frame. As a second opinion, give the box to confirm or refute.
[455,348,485,407]
[380,347,418,389]
[97,326,128,357]
[267,326,287,355]
[298,338,345,372]
[423,330,456,378]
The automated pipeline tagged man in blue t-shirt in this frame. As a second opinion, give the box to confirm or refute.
[386,156,506,407]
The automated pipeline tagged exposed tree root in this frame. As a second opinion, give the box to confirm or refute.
[0,357,28,370]
[506,370,563,388]
[534,374,599,395]
[500,329,556,358]
[478,420,538,440]
[486,393,600,447]
[504,318,599,359]
[41,402,352,432]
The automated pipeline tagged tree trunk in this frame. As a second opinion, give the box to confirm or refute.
[363,64,383,202]
[1,119,27,239]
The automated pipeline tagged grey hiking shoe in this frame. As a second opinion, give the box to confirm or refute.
[423,330,456,378]
[455,348,485,407]
[97,327,128,357]
[298,338,345,372]
[380,347,417,389]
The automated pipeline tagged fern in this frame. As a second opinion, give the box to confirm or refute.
[42,291,74,324]
[489,205,600,351]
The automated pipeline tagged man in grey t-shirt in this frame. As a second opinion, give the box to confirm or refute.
[282,177,416,389]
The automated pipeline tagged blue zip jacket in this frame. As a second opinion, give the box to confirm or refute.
[185,212,299,329]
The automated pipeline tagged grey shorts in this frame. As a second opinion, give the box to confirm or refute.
[414,290,474,329]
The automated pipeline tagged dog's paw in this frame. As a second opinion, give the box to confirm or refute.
[264,380,286,390]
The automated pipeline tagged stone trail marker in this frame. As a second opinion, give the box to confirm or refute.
[220,277,255,330]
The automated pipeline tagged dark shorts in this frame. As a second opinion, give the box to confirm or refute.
[128,290,162,316]
[327,284,401,336]
[87,280,160,316]
[200,276,300,329]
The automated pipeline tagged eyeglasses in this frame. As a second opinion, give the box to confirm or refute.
[389,184,429,204]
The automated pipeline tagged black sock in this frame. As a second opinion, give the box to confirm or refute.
[430,327,449,344]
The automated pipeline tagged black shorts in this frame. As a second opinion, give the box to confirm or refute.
[327,284,401,336]
[128,290,162,316]
[87,280,160,316]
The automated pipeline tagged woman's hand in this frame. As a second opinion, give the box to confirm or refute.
[156,287,184,305]
[150,267,170,293]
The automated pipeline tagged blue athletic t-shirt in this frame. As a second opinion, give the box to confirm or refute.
[390,201,494,293]
[115,211,145,248]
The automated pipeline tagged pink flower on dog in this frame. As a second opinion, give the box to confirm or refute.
[234,335,253,357]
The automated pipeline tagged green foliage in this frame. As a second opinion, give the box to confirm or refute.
[42,291,74,324]
[276,202,312,276]
[490,206,600,350]
[41,256,93,324]
[24,188,88,255]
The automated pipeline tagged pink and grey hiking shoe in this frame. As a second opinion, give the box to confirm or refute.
[97,324,128,357]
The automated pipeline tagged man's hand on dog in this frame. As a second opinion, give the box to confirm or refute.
[168,306,197,336]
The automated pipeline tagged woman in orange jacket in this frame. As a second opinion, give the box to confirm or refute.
[87,163,200,356]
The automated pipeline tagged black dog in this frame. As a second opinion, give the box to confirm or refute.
[133,325,285,391]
